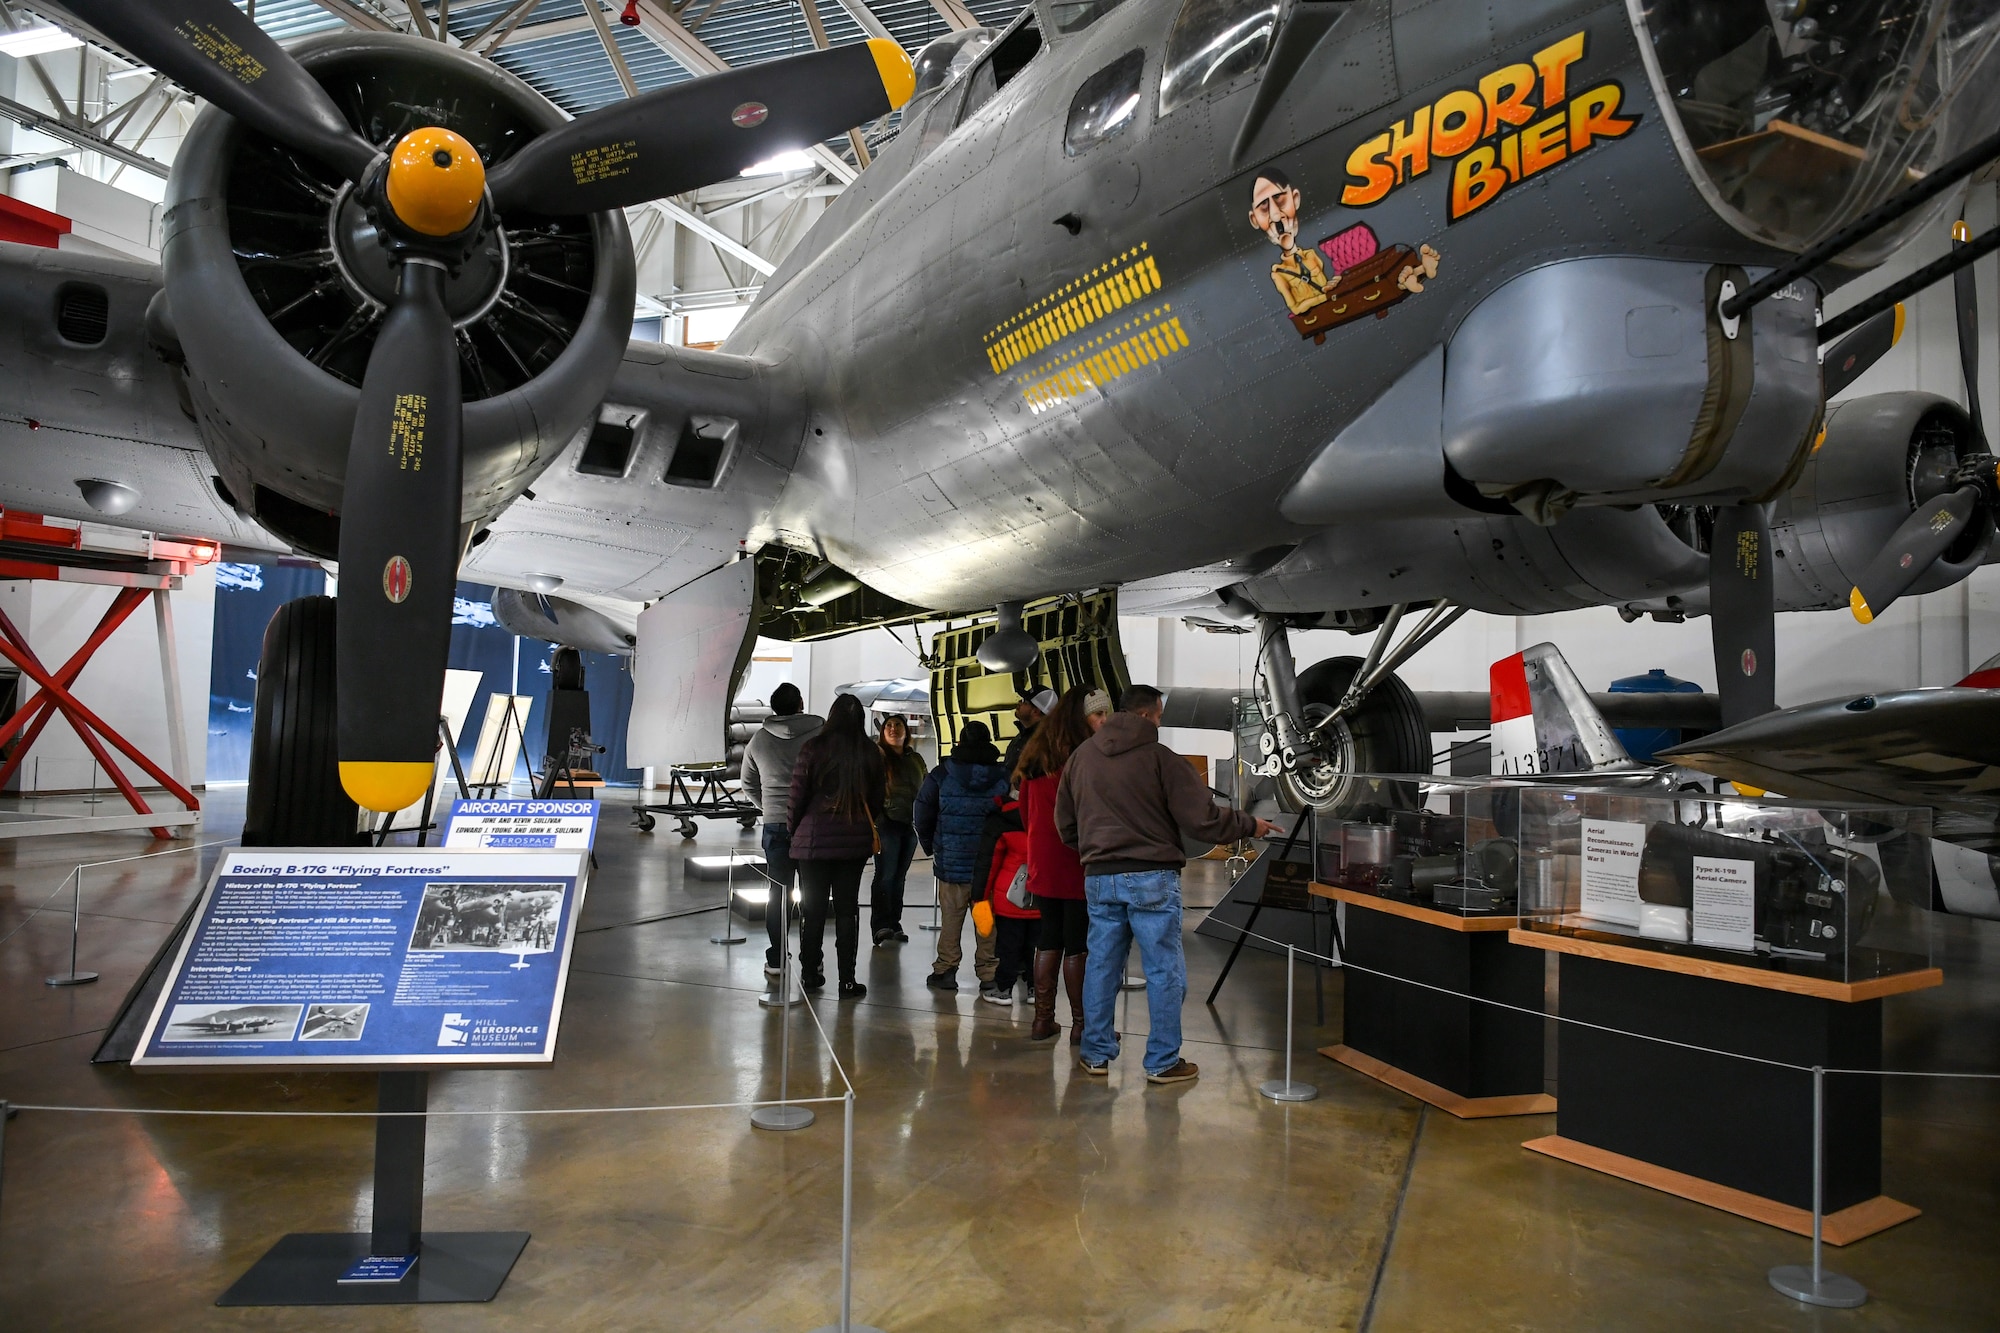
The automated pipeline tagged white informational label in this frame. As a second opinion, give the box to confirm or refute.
[1691,855,1757,951]
[1580,819,1646,927]
[443,799,599,850]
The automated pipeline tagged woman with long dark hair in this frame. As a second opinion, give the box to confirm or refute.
[870,714,927,946]
[1013,685,1110,1041]
[786,693,887,996]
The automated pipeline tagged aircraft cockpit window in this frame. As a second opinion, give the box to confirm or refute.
[907,27,997,118]
[1065,50,1145,155]
[1049,0,1129,36]
[1639,0,2000,265]
[1157,0,1280,118]
[959,10,1045,125]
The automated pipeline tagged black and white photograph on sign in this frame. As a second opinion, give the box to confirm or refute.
[410,882,564,954]
[161,1003,303,1042]
[299,1003,371,1041]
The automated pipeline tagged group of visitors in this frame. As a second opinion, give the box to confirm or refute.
[740,679,1273,1083]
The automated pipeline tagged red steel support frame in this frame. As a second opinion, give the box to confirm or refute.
[0,600,200,839]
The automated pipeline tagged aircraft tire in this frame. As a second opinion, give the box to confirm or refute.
[242,595,360,847]
[1275,655,1428,815]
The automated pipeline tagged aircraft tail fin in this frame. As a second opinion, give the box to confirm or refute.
[1957,650,2000,689]
[1490,642,1634,775]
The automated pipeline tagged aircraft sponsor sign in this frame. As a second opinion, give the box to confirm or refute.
[134,848,587,1068]
[443,798,600,849]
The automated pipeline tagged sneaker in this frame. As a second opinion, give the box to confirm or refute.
[1078,1055,1110,1076]
[1146,1060,1199,1085]
[872,929,891,947]
[801,972,826,992]
[839,980,867,999]
[925,971,958,992]
[894,930,910,943]
[763,963,783,980]
[979,984,1011,1005]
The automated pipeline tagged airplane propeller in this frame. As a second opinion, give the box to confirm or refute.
[1850,218,1998,626]
[66,0,914,813]
[1709,503,1776,729]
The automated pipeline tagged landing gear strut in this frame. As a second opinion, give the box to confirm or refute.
[1253,605,1459,812]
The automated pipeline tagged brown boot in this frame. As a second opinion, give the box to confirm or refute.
[1063,952,1087,1046]
[1029,949,1062,1042]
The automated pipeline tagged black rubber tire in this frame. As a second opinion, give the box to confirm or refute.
[1275,655,1430,815]
[241,596,359,847]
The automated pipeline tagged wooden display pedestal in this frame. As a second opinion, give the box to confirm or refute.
[1313,885,1553,1118]
[1511,929,1941,1244]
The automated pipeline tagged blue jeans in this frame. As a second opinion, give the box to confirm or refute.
[1080,870,1187,1075]
[869,819,918,934]
[762,823,797,969]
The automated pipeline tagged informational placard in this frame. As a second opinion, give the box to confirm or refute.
[1691,855,1757,951]
[133,848,588,1069]
[443,798,600,850]
[1579,819,1645,928]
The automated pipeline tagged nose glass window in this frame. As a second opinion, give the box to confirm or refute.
[1639,0,2000,264]
[1158,0,1280,117]
[1066,50,1146,155]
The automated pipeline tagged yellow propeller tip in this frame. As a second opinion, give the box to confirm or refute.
[1891,301,1906,347]
[867,38,915,110]
[1730,782,1767,798]
[1849,587,1874,624]
[386,126,485,238]
[340,761,435,813]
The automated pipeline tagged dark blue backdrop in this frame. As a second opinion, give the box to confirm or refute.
[208,563,637,786]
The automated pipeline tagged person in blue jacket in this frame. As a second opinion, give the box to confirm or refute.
[913,720,1012,995]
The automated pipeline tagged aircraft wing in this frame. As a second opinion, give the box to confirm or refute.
[1659,688,2000,845]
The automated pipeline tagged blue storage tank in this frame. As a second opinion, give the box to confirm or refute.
[1608,668,1704,762]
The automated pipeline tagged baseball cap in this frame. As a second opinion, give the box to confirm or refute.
[1027,687,1058,714]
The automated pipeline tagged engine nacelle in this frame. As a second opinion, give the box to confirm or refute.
[161,33,636,557]
[1769,392,1990,612]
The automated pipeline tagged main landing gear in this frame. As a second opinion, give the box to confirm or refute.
[1253,604,1462,813]
[242,596,360,847]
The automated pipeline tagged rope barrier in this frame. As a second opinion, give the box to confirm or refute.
[0,837,235,951]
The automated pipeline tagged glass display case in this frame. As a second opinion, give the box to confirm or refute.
[1308,775,1526,919]
[1513,784,1935,986]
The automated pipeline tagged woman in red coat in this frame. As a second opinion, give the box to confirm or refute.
[1013,686,1112,1042]
[787,693,886,997]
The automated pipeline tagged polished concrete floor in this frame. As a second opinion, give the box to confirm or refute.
[3,788,2000,1330]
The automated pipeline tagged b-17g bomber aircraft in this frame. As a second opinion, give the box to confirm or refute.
[3,0,2000,839]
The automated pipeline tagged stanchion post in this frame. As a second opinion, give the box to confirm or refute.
[753,881,813,1131]
[1767,1065,1865,1308]
[711,849,747,945]
[920,895,939,932]
[807,1088,886,1333]
[45,865,98,987]
[1259,945,1317,1103]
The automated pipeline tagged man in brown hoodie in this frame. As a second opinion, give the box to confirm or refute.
[1055,685,1276,1083]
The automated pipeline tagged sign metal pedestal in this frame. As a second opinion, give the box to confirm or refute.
[217,1072,529,1306]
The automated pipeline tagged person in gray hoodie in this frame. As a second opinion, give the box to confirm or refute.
[740,683,824,978]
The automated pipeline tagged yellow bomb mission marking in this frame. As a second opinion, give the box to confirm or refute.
[985,244,1164,374]
[1340,31,1638,221]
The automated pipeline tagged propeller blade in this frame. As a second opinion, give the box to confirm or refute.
[1709,503,1776,728]
[1850,484,1983,624]
[335,260,464,814]
[65,0,376,180]
[1821,302,1903,400]
[1955,218,1986,447]
[486,39,914,215]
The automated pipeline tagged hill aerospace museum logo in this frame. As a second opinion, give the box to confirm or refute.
[1338,30,1639,221]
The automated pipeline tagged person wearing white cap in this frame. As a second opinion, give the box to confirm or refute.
[1003,685,1058,776]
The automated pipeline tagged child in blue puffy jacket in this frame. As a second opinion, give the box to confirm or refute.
[913,720,1012,994]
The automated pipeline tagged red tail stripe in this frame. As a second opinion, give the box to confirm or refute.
[1491,652,1532,723]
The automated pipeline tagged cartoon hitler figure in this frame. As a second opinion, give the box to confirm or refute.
[1250,170,1334,316]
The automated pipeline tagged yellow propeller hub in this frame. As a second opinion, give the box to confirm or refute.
[385,127,485,237]
[1849,586,1874,624]
[866,38,916,109]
